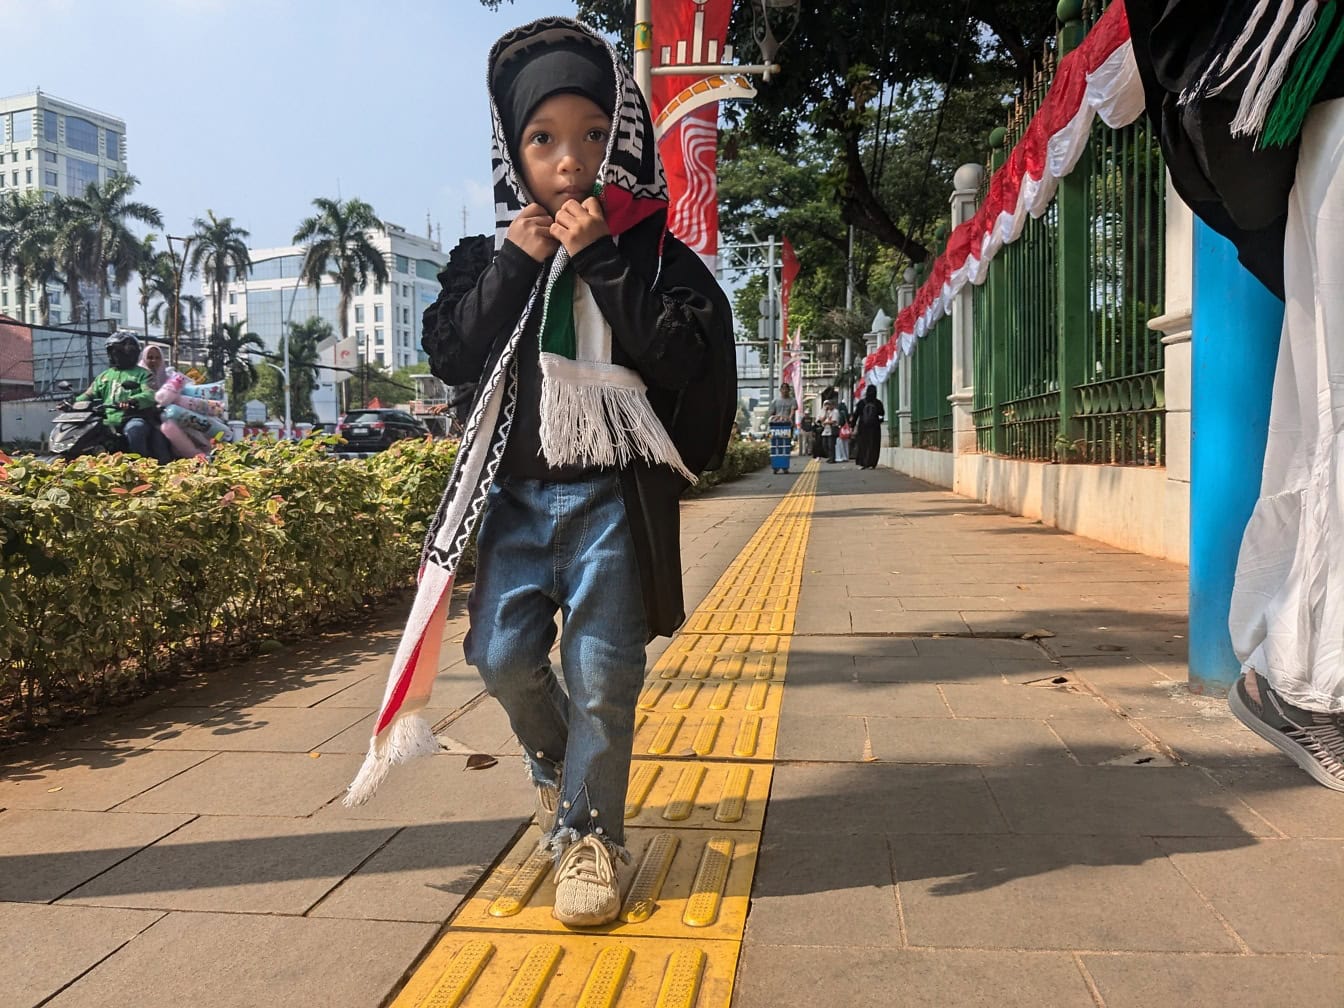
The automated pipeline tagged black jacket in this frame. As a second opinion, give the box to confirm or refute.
[422,220,727,638]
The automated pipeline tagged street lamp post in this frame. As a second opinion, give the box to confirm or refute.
[250,334,291,439]
[165,234,193,371]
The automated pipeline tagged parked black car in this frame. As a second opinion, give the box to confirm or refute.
[335,409,429,453]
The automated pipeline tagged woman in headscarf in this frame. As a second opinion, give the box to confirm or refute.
[851,385,885,469]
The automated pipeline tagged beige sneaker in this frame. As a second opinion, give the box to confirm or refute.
[551,835,633,928]
[536,780,560,834]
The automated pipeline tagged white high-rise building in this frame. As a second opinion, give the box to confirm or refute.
[0,91,129,328]
[212,222,448,423]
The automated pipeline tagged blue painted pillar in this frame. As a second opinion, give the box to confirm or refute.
[1188,222,1283,694]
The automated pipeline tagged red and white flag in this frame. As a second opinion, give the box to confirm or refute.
[652,0,732,271]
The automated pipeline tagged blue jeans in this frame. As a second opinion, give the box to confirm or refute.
[121,418,170,463]
[465,471,647,852]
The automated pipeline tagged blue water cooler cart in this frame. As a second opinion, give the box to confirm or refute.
[769,421,793,474]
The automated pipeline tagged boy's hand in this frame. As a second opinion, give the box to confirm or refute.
[507,203,560,262]
[551,197,609,256]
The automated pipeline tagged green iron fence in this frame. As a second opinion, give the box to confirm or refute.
[910,313,953,451]
[961,2,1165,467]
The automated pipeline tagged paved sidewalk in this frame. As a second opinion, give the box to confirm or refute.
[3,464,1341,1007]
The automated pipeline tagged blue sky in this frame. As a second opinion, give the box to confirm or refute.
[2,0,590,250]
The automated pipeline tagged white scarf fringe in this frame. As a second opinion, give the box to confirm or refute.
[1180,0,1321,142]
[343,713,441,807]
[1231,1,1319,138]
[539,352,696,481]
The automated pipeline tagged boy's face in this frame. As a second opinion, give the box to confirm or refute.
[517,92,610,215]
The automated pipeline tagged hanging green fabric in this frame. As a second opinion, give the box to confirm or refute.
[540,264,577,359]
[1263,1,1344,148]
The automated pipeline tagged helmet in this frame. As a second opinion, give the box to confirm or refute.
[106,331,141,370]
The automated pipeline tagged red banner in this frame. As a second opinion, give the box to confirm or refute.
[651,0,732,265]
[780,236,800,354]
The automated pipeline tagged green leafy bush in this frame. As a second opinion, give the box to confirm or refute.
[0,437,456,730]
[689,439,770,493]
[0,433,766,733]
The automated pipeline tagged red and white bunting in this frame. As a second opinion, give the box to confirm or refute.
[863,1,1143,388]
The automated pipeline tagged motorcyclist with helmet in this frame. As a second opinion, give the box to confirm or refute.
[72,331,170,462]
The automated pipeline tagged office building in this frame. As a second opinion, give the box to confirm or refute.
[0,91,129,328]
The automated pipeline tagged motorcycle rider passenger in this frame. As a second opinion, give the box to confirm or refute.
[73,331,171,462]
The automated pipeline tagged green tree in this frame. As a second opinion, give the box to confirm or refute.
[64,175,163,316]
[189,211,251,370]
[283,316,331,422]
[292,196,388,351]
[0,191,59,324]
[346,361,416,411]
[210,318,265,397]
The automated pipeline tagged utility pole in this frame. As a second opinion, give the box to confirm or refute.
[766,234,777,396]
[634,0,653,101]
[166,234,193,370]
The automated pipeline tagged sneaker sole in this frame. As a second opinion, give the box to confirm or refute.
[1229,686,1344,792]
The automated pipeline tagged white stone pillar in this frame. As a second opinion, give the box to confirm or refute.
[895,269,916,448]
[948,163,985,457]
[1147,171,1194,563]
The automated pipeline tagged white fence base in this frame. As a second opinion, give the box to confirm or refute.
[879,447,1188,564]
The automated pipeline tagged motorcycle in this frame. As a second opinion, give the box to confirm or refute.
[42,398,126,461]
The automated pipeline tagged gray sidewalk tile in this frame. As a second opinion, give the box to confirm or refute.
[981,766,1272,837]
[937,682,1110,718]
[1064,656,1196,717]
[909,636,1045,659]
[314,662,481,711]
[744,831,901,947]
[0,903,164,1008]
[42,911,435,1008]
[55,708,223,752]
[772,713,868,761]
[890,833,1242,952]
[850,606,972,635]
[308,818,524,922]
[1137,713,1295,768]
[1203,764,1344,838]
[1082,952,1344,1008]
[762,763,1008,836]
[1160,839,1344,953]
[60,815,400,915]
[783,680,950,718]
[116,752,364,818]
[147,705,368,753]
[313,753,535,827]
[0,750,213,811]
[735,947,1097,1008]
[0,809,194,902]
[1045,713,1166,765]
[867,716,1074,765]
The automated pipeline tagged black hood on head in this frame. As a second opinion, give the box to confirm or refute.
[495,40,614,154]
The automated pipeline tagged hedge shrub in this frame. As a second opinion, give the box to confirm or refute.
[0,434,769,732]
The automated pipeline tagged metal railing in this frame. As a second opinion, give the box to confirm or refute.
[910,313,953,451]
[962,2,1165,467]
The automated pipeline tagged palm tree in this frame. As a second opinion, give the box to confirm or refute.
[292,196,388,352]
[211,318,265,391]
[64,175,163,316]
[189,211,251,372]
[133,234,172,338]
[284,316,331,422]
[0,191,50,322]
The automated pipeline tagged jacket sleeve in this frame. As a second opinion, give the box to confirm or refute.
[76,373,106,402]
[421,238,542,385]
[570,235,709,391]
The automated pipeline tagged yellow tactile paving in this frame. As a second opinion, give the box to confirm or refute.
[389,933,741,1008]
[622,760,773,831]
[456,826,759,941]
[393,460,818,1008]
[633,709,778,760]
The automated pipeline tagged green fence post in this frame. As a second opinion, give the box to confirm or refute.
[987,128,1009,455]
[1055,0,1090,461]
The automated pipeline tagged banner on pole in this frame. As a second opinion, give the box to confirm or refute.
[651,0,732,270]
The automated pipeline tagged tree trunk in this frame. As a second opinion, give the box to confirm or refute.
[841,133,930,263]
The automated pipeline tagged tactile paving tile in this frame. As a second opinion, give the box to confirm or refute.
[681,608,796,635]
[455,826,759,942]
[633,709,778,761]
[389,932,740,1008]
[636,677,784,719]
[623,759,773,831]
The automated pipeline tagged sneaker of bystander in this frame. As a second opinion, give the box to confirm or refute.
[1229,671,1344,791]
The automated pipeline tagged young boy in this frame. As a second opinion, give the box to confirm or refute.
[344,18,732,928]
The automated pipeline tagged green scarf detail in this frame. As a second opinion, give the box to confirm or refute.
[1263,1,1344,148]
[540,265,577,359]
